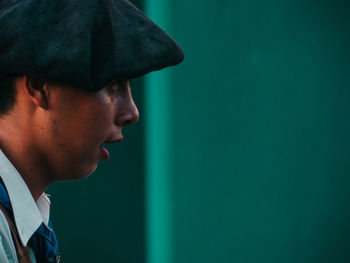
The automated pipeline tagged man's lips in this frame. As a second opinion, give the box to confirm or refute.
[100,145,110,160]
[104,137,124,144]
[100,136,124,160]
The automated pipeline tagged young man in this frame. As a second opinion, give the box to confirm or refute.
[0,0,184,262]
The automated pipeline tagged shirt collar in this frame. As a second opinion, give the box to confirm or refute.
[0,149,52,246]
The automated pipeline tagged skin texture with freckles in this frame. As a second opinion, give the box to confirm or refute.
[0,77,139,200]
[44,80,139,180]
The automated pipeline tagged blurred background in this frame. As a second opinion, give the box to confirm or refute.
[48,0,350,262]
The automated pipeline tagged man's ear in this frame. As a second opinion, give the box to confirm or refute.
[23,76,49,109]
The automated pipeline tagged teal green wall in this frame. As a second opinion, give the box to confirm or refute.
[48,0,350,262]
[146,0,350,263]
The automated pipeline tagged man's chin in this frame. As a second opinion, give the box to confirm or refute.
[61,163,98,181]
[82,164,98,179]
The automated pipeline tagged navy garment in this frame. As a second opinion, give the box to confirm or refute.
[0,179,59,263]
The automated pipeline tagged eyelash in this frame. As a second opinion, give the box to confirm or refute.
[111,81,119,90]
[109,80,127,94]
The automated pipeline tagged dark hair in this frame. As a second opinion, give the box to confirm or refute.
[0,76,16,115]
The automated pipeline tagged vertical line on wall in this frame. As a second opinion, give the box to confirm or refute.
[145,0,173,263]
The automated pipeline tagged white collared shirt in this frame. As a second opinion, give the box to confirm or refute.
[0,149,52,263]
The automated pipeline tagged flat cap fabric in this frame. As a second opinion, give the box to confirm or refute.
[0,0,184,91]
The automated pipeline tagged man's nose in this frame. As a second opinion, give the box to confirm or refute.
[116,86,139,127]
[121,97,139,126]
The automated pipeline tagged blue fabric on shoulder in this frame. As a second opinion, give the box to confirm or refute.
[0,179,12,211]
[0,178,59,263]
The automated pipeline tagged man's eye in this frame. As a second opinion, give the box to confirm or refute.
[112,81,119,90]
[107,81,120,94]
[108,80,127,94]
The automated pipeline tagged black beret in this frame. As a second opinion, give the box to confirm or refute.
[0,0,184,91]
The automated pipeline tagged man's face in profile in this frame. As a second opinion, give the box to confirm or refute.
[39,80,139,181]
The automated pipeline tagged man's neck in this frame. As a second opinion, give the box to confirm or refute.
[0,116,52,201]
